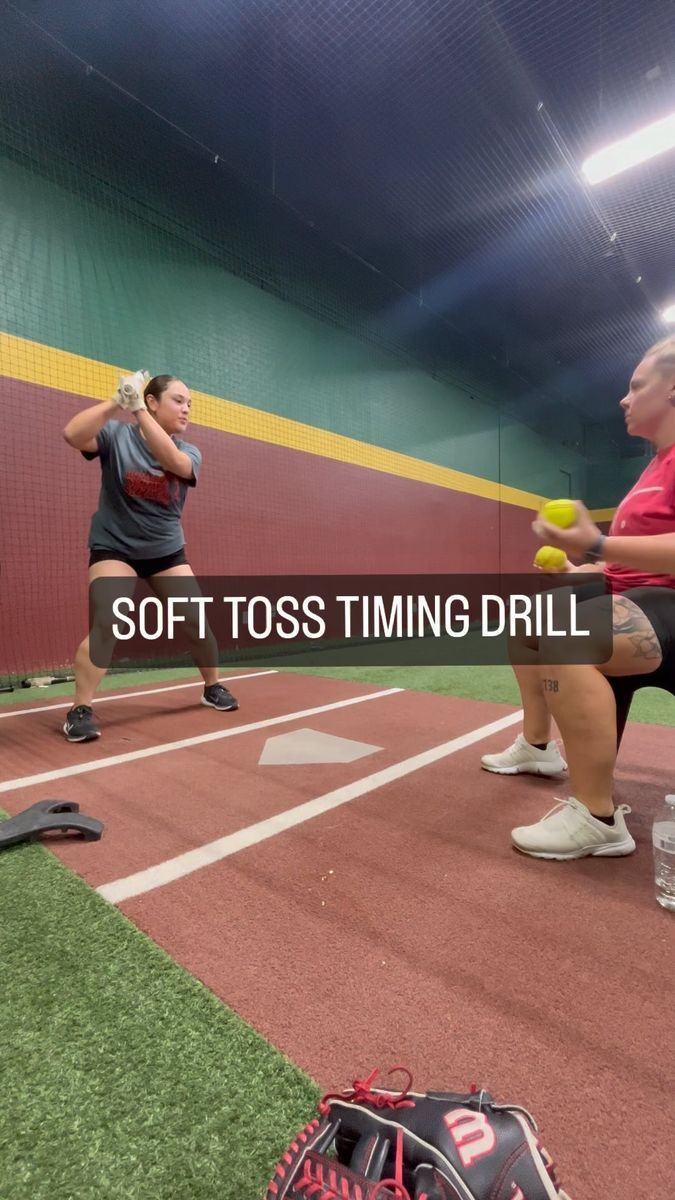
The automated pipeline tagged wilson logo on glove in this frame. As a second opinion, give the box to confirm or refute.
[265,1068,571,1200]
[442,1109,496,1168]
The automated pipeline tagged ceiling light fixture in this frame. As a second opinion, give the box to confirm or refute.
[582,109,675,184]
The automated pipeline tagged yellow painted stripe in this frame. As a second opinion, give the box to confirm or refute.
[2,330,552,511]
[0,331,122,402]
[589,507,615,523]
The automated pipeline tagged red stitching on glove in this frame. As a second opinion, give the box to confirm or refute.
[370,1128,412,1200]
[267,1117,322,1197]
[537,1136,563,1192]
[319,1067,416,1115]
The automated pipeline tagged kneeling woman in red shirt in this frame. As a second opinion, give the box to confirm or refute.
[483,334,675,860]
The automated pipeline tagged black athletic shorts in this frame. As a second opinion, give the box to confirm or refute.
[88,546,188,579]
[610,584,675,689]
[572,579,675,690]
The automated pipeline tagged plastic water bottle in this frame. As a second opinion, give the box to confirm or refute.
[652,795,675,911]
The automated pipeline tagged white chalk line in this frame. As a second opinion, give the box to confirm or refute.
[0,669,279,719]
[0,687,403,794]
[97,708,524,904]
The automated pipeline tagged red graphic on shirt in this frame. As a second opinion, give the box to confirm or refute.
[124,470,180,507]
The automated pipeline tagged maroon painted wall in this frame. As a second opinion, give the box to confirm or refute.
[2,377,538,676]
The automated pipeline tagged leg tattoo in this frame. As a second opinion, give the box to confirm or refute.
[542,677,559,693]
[612,598,662,664]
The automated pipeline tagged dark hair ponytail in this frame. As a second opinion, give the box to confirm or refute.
[144,374,177,406]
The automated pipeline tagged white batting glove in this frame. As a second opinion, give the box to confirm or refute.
[115,370,149,412]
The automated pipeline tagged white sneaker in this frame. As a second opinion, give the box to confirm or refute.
[511,797,636,860]
[481,733,566,776]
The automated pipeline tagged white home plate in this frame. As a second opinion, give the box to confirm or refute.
[258,728,383,766]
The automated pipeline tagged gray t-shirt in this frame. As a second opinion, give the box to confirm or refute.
[84,420,202,557]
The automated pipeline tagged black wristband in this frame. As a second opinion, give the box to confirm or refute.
[583,534,606,563]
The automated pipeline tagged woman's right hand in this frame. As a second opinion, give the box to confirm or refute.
[563,561,604,575]
[115,370,149,413]
[534,558,591,576]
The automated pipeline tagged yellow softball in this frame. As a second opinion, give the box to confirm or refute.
[533,545,568,572]
[540,498,577,529]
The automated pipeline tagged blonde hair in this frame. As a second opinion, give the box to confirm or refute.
[644,334,675,373]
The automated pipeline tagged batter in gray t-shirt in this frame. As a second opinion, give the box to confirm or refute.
[84,420,202,557]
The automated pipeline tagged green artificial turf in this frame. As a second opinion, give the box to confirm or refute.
[4,662,674,727]
[281,664,675,728]
[0,839,319,1200]
[0,667,204,705]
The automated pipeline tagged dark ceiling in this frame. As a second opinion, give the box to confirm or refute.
[3,0,675,448]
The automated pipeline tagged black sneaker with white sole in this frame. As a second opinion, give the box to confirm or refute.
[63,705,101,742]
[202,683,239,711]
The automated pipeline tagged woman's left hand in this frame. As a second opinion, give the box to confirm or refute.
[532,500,603,558]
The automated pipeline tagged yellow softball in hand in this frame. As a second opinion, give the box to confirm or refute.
[540,498,577,529]
[534,545,568,572]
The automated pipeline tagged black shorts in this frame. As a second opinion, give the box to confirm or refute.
[88,546,188,579]
[610,584,675,690]
[573,579,675,689]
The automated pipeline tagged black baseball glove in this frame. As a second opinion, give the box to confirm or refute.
[265,1067,571,1200]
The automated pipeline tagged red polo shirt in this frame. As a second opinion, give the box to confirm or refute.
[603,442,675,592]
